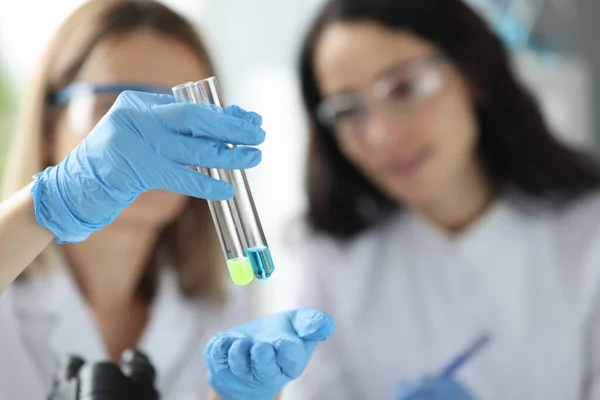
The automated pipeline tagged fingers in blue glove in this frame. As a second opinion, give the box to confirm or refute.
[141,162,236,200]
[117,91,262,129]
[250,342,281,383]
[397,376,475,400]
[272,309,336,379]
[273,338,306,379]
[210,336,236,365]
[228,338,253,380]
[292,309,336,341]
[119,91,175,106]
[149,134,262,170]
[204,309,336,400]
[208,335,247,370]
[431,377,475,399]
[117,91,262,130]
[186,103,263,128]
[222,105,263,127]
[207,335,285,386]
[151,102,266,145]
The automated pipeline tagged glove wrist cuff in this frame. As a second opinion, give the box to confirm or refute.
[31,165,118,244]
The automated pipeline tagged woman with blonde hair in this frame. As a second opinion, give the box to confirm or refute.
[0,0,285,398]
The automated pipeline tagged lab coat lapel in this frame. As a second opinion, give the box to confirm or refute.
[453,199,516,262]
[0,290,47,399]
[139,268,203,391]
[407,194,517,261]
[48,272,107,363]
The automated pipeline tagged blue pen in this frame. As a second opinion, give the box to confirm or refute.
[438,332,492,378]
[397,333,492,400]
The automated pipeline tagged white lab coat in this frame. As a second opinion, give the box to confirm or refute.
[0,261,252,399]
[275,190,600,400]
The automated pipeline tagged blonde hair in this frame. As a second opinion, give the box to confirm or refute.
[2,0,226,301]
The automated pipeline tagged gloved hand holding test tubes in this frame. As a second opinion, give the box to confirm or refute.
[172,77,275,286]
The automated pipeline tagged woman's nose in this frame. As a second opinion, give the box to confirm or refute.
[363,106,412,148]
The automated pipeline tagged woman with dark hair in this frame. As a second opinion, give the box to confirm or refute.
[204,0,600,399]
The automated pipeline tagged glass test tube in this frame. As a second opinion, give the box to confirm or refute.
[172,77,275,286]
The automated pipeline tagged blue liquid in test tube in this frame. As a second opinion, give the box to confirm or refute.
[246,246,275,280]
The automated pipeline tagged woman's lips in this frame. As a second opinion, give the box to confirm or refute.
[382,148,432,178]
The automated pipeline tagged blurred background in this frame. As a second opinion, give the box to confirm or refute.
[0,0,598,312]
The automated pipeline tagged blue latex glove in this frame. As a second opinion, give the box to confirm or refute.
[397,376,475,400]
[205,309,336,400]
[31,91,265,243]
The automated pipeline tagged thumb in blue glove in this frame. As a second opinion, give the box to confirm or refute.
[205,309,335,400]
[396,375,476,400]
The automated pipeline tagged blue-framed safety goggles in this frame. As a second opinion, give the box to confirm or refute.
[51,82,173,105]
[51,83,174,128]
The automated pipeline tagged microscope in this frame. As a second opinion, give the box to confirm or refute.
[47,349,159,400]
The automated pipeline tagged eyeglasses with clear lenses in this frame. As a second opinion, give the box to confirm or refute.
[316,53,448,140]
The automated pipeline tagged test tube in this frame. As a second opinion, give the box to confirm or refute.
[172,77,275,286]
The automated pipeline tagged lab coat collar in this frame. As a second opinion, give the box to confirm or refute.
[0,288,49,399]
[138,268,204,389]
[48,272,107,363]
[407,193,522,263]
[13,250,108,365]
[30,257,204,387]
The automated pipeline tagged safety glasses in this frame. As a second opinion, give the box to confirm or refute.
[316,53,449,140]
[52,83,173,130]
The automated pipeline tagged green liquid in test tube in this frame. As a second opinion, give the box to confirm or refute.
[172,78,275,285]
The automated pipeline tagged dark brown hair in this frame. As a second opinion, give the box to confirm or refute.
[300,0,600,239]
